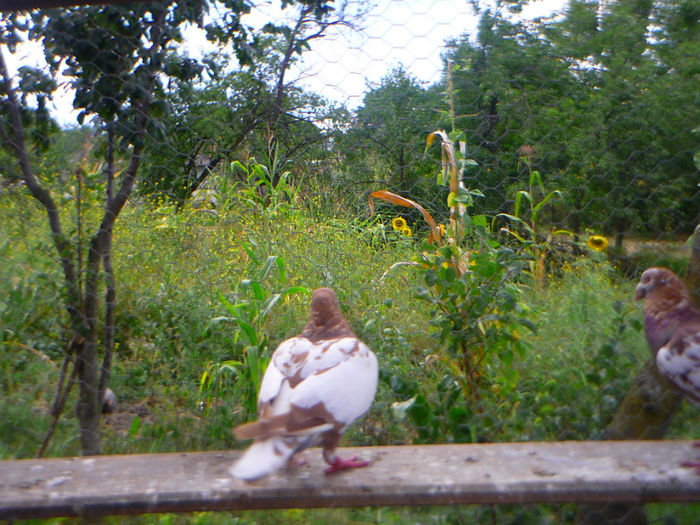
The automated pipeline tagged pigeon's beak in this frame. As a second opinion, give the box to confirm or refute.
[634,283,646,301]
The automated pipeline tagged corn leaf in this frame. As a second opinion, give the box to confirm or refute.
[532,190,562,214]
[369,190,441,243]
[236,318,257,346]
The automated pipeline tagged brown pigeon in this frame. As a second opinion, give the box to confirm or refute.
[635,267,700,472]
[230,287,378,481]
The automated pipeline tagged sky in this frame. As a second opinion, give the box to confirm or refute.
[4,0,569,127]
[280,0,569,108]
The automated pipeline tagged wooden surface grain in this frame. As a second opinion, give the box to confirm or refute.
[1,441,699,519]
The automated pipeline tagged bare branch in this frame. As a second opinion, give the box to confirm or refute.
[37,336,81,458]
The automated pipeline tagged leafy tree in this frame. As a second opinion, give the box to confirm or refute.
[441,1,699,235]
[337,67,438,206]
[443,9,577,221]
[0,0,335,456]
[548,0,699,235]
[140,0,357,203]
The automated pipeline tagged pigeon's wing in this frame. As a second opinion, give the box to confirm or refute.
[290,338,378,427]
[257,336,311,415]
[656,329,700,406]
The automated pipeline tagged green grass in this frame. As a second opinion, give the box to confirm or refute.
[1,188,697,523]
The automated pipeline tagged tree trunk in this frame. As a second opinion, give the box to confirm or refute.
[77,229,110,455]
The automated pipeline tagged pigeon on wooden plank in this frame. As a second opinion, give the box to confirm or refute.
[635,267,700,472]
[230,287,378,481]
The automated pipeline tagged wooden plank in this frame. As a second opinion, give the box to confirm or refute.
[1,441,699,520]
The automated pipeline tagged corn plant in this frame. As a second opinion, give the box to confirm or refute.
[230,147,298,215]
[496,160,571,290]
[370,130,534,443]
[199,251,308,418]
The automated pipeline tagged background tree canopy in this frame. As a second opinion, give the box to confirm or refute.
[3,0,697,234]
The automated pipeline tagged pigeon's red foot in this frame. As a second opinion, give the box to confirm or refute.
[324,455,369,475]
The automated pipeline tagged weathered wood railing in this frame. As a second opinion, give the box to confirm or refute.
[1,441,698,520]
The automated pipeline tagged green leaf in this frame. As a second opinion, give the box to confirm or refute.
[217,291,249,317]
[472,214,488,228]
[514,190,532,218]
[218,361,243,374]
[250,281,264,301]
[529,170,544,193]
[407,394,431,426]
[284,286,311,297]
[129,416,141,437]
[260,293,282,320]
[532,190,562,214]
[260,255,280,282]
[240,242,259,264]
[199,369,209,392]
[504,368,519,388]
[236,319,257,346]
[275,257,287,282]
[231,160,248,175]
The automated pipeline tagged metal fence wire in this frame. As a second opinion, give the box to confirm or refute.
[0,0,699,522]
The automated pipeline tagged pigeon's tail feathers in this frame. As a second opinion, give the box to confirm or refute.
[230,437,295,481]
[234,414,287,440]
[235,416,334,441]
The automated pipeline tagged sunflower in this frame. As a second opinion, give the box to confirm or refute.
[392,217,407,231]
[587,235,609,251]
[401,226,412,237]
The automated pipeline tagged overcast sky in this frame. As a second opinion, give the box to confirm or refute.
[285,0,568,108]
[4,0,569,126]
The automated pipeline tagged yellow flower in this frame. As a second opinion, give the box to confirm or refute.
[438,224,446,236]
[587,235,609,251]
[401,226,412,237]
[392,217,407,231]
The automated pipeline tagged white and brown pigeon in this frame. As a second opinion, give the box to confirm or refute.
[230,287,378,481]
[635,267,700,472]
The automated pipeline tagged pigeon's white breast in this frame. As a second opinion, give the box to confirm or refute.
[656,332,700,405]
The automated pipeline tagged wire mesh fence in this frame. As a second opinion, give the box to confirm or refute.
[1,0,699,522]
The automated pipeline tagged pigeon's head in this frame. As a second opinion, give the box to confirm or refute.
[634,267,686,303]
[300,287,354,342]
[310,287,341,327]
